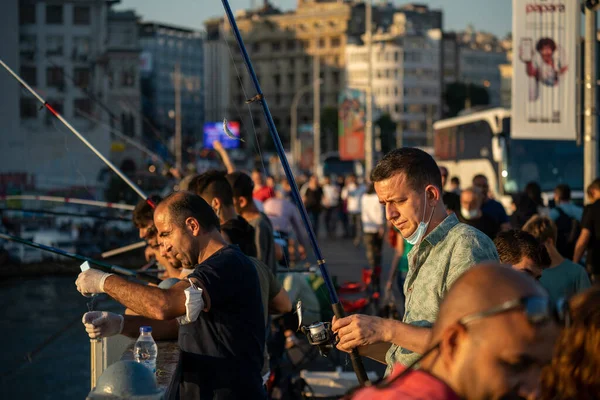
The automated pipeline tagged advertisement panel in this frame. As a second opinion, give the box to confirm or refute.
[338,88,366,160]
[511,1,579,140]
[203,121,241,149]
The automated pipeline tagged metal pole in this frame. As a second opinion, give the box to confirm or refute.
[220,0,369,385]
[290,81,320,170]
[313,56,321,172]
[584,8,597,202]
[174,63,183,173]
[365,0,374,178]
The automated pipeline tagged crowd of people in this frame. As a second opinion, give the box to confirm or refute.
[75,146,600,399]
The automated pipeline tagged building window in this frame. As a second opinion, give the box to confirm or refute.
[46,4,63,25]
[289,59,294,68]
[288,74,294,87]
[73,6,90,25]
[286,40,296,51]
[46,35,64,56]
[275,94,281,105]
[318,38,326,48]
[74,98,92,116]
[72,37,91,61]
[20,66,37,86]
[121,113,135,137]
[45,99,63,125]
[73,68,90,88]
[20,97,38,119]
[20,4,36,24]
[273,74,280,87]
[332,71,340,85]
[121,68,135,87]
[272,42,281,52]
[252,43,260,53]
[302,73,309,85]
[46,67,64,90]
[19,34,37,61]
[331,37,341,47]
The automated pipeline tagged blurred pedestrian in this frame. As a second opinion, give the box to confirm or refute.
[523,215,590,303]
[473,174,511,231]
[549,184,582,259]
[494,229,551,280]
[361,183,386,292]
[302,175,323,237]
[439,166,459,215]
[449,176,460,195]
[458,187,500,239]
[251,169,275,202]
[322,176,341,238]
[341,174,365,246]
[574,178,600,282]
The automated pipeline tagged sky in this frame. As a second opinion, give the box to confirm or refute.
[114,0,512,38]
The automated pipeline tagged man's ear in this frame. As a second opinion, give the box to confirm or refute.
[238,196,248,209]
[425,184,441,205]
[211,197,221,211]
[185,217,202,236]
[438,323,468,368]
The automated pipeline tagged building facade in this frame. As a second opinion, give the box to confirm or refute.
[139,22,204,161]
[105,9,143,169]
[346,28,443,147]
[7,0,112,192]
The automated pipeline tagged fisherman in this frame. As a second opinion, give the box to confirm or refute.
[332,148,498,375]
[76,192,267,399]
[348,264,560,399]
[132,195,184,279]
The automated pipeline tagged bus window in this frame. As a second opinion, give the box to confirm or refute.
[433,127,456,160]
[456,120,493,160]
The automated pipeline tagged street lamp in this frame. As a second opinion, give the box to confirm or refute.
[290,78,323,170]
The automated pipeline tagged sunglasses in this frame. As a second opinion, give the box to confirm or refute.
[459,295,570,327]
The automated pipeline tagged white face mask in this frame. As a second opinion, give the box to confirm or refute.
[461,207,479,220]
[404,192,436,245]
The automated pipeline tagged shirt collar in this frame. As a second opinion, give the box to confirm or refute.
[424,213,459,246]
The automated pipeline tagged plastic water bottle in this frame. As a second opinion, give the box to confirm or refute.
[134,326,158,374]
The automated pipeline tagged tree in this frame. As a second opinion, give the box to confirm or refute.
[443,82,490,118]
[375,114,397,154]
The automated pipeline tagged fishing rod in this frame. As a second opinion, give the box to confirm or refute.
[0,59,155,210]
[0,195,135,211]
[0,207,130,222]
[0,232,161,285]
[220,0,369,385]
[101,241,146,259]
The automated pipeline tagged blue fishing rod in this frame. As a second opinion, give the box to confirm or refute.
[0,232,161,285]
[220,0,369,385]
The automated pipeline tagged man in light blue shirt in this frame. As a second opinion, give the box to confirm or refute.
[549,184,583,222]
[523,215,590,303]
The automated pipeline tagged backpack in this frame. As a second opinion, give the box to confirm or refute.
[554,207,581,259]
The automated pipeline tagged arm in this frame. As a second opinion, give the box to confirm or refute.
[269,288,292,314]
[573,228,591,264]
[121,315,179,340]
[103,275,188,320]
[213,141,236,173]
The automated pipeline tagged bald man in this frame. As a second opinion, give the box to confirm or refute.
[349,264,559,400]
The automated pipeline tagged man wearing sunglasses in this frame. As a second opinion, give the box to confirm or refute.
[349,264,561,400]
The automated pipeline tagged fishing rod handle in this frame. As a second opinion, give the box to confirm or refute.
[332,302,370,386]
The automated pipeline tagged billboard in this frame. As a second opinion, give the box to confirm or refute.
[338,88,366,160]
[203,121,241,149]
[511,1,579,140]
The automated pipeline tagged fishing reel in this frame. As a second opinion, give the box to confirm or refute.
[296,301,338,357]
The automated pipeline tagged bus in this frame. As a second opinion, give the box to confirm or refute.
[433,108,585,209]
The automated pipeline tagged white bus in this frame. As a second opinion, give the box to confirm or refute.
[433,108,584,209]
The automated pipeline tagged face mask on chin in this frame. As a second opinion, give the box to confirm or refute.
[404,191,436,245]
[461,207,479,220]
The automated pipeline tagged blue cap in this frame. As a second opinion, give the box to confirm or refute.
[140,326,152,333]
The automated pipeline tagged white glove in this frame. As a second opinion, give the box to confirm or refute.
[82,311,124,339]
[75,269,113,296]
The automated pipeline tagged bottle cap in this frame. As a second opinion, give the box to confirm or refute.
[140,326,152,333]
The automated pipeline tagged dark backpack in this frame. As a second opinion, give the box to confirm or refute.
[554,207,581,259]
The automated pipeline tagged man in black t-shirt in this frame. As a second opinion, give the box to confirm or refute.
[458,187,500,239]
[75,192,266,399]
[574,178,600,282]
[439,166,460,214]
